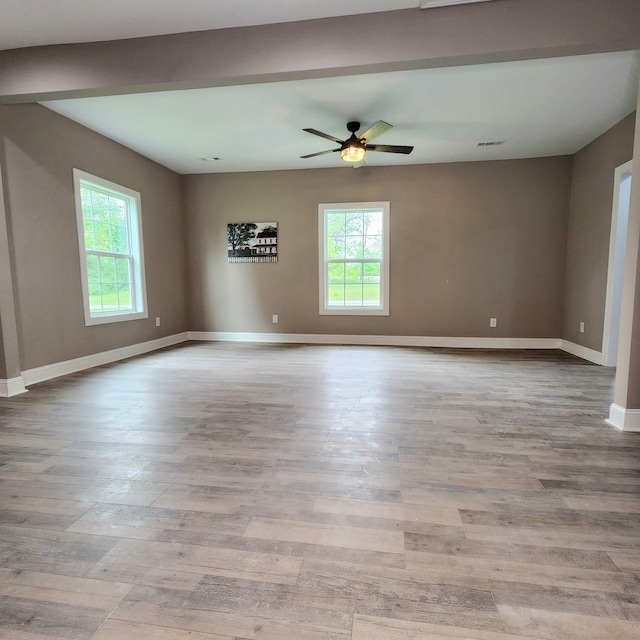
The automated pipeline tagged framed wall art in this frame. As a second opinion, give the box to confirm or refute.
[227,222,278,263]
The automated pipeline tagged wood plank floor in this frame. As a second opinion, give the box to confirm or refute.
[1,342,639,639]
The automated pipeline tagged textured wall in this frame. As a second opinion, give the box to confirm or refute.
[563,112,636,351]
[184,157,572,338]
[1,100,633,375]
[0,104,188,370]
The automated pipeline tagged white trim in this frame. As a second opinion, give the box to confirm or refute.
[8,333,608,394]
[318,202,390,316]
[73,168,148,327]
[0,376,28,398]
[602,160,632,366]
[559,340,603,365]
[606,403,640,432]
[21,332,188,387]
[189,331,560,349]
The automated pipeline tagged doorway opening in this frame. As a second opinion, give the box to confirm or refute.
[602,160,632,367]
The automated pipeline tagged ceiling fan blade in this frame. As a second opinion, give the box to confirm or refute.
[300,148,340,159]
[366,144,414,154]
[303,128,344,144]
[359,120,392,142]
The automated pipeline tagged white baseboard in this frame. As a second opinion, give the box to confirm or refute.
[189,331,561,350]
[4,331,609,395]
[21,332,189,388]
[0,376,28,398]
[606,403,640,432]
[559,340,603,365]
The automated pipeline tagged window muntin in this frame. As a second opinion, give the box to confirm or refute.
[73,170,148,326]
[319,202,389,315]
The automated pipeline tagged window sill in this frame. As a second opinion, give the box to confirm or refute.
[320,307,389,316]
[84,310,149,326]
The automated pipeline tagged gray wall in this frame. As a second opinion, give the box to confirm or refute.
[563,112,636,350]
[3,0,639,103]
[0,104,188,370]
[184,157,572,338]
[0,101,633,376]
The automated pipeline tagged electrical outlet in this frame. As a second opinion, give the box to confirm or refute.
[155,317,161,327]
[272,314,278,324]
[490,317,497,328]
[579,321,585,333]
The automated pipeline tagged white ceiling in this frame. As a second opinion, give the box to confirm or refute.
[41,51,640,174]
[2,1,639,174]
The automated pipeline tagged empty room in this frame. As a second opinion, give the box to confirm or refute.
[1,1,640,639]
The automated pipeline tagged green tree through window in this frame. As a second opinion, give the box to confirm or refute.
[74,170,148,326]
[319,202,389,316]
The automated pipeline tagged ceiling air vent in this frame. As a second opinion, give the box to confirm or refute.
[477,140,505,147]
[420,0,496,8]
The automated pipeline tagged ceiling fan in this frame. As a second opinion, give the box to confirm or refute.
[300,120,414,168]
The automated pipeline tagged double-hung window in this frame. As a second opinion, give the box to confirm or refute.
[73,169,148,326]
[319,202,390,315]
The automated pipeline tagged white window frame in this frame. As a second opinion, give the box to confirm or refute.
[73,169,148,326]
[318,201,390,316]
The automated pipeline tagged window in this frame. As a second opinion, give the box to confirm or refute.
[319,202,390,315]
[73,169,148,326]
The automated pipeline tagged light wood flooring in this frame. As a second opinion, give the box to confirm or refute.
[1,342,639,640]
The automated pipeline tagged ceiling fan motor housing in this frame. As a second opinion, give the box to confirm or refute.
[343,122,365,153]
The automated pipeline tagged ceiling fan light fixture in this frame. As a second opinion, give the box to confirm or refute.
[302,120,412,165]
[341,144,366,163]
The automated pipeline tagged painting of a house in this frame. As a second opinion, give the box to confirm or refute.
[227,222,278,263]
